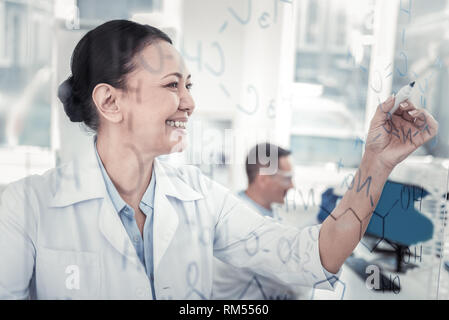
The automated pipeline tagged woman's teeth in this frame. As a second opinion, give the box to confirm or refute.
[166,120,187,128]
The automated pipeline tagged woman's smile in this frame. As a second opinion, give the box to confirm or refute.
[165,119,187,129]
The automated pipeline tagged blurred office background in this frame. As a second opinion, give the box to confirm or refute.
[0,0,448,299]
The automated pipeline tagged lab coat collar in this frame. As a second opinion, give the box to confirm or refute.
[49,138,106,208]
[151,158,203,272]
[153,158,204,202]
[49,136,204,206]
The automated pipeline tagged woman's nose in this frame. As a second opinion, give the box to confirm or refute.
[179,91,195,115]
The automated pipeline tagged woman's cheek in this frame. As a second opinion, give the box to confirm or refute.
[169,94,180,108]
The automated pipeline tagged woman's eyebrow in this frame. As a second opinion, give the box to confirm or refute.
[161,72,191,80]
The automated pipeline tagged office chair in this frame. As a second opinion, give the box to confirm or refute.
[317,180,433,292]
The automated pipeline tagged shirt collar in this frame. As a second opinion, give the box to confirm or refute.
[237,190,274,218]
[141,169,155,209]
[94,141,127,214]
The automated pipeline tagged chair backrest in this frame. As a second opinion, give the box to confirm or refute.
[317,180,433,247]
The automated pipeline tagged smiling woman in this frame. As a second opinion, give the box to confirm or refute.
[0,19,439,300]
[58,20,195,209]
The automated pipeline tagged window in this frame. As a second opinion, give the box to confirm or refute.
[77,0,160,23]
[291,0,375,167]
[0,0,53,147]
[0,0,55,185]
[391,0,449,158]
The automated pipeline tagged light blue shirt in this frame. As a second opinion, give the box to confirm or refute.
[94,143,156,299]
[237,190,275,218]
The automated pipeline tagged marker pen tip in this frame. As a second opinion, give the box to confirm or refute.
[410,81,415,87]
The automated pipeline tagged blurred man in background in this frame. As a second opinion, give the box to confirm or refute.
[238,143,294,221]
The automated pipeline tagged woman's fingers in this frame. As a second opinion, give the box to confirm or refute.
[395,99,416,114]
[407,108,439,140]
[373,97,438,142]
[395,99,417,122]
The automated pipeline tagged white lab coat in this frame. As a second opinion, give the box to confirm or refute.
[212,193,310,300]
[0,138,333,299]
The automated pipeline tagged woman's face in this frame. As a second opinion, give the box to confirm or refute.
[116,40,195,157]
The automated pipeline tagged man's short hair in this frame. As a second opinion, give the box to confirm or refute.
[245,142,292,185]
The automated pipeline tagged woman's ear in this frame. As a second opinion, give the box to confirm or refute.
[92,83,123,124]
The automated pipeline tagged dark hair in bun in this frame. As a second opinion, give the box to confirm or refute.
[58,20,172,131]
[58,76,83,122]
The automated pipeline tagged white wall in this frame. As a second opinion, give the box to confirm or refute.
[181,0,294,190]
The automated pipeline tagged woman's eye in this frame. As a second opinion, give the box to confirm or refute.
[166,82,193,90]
